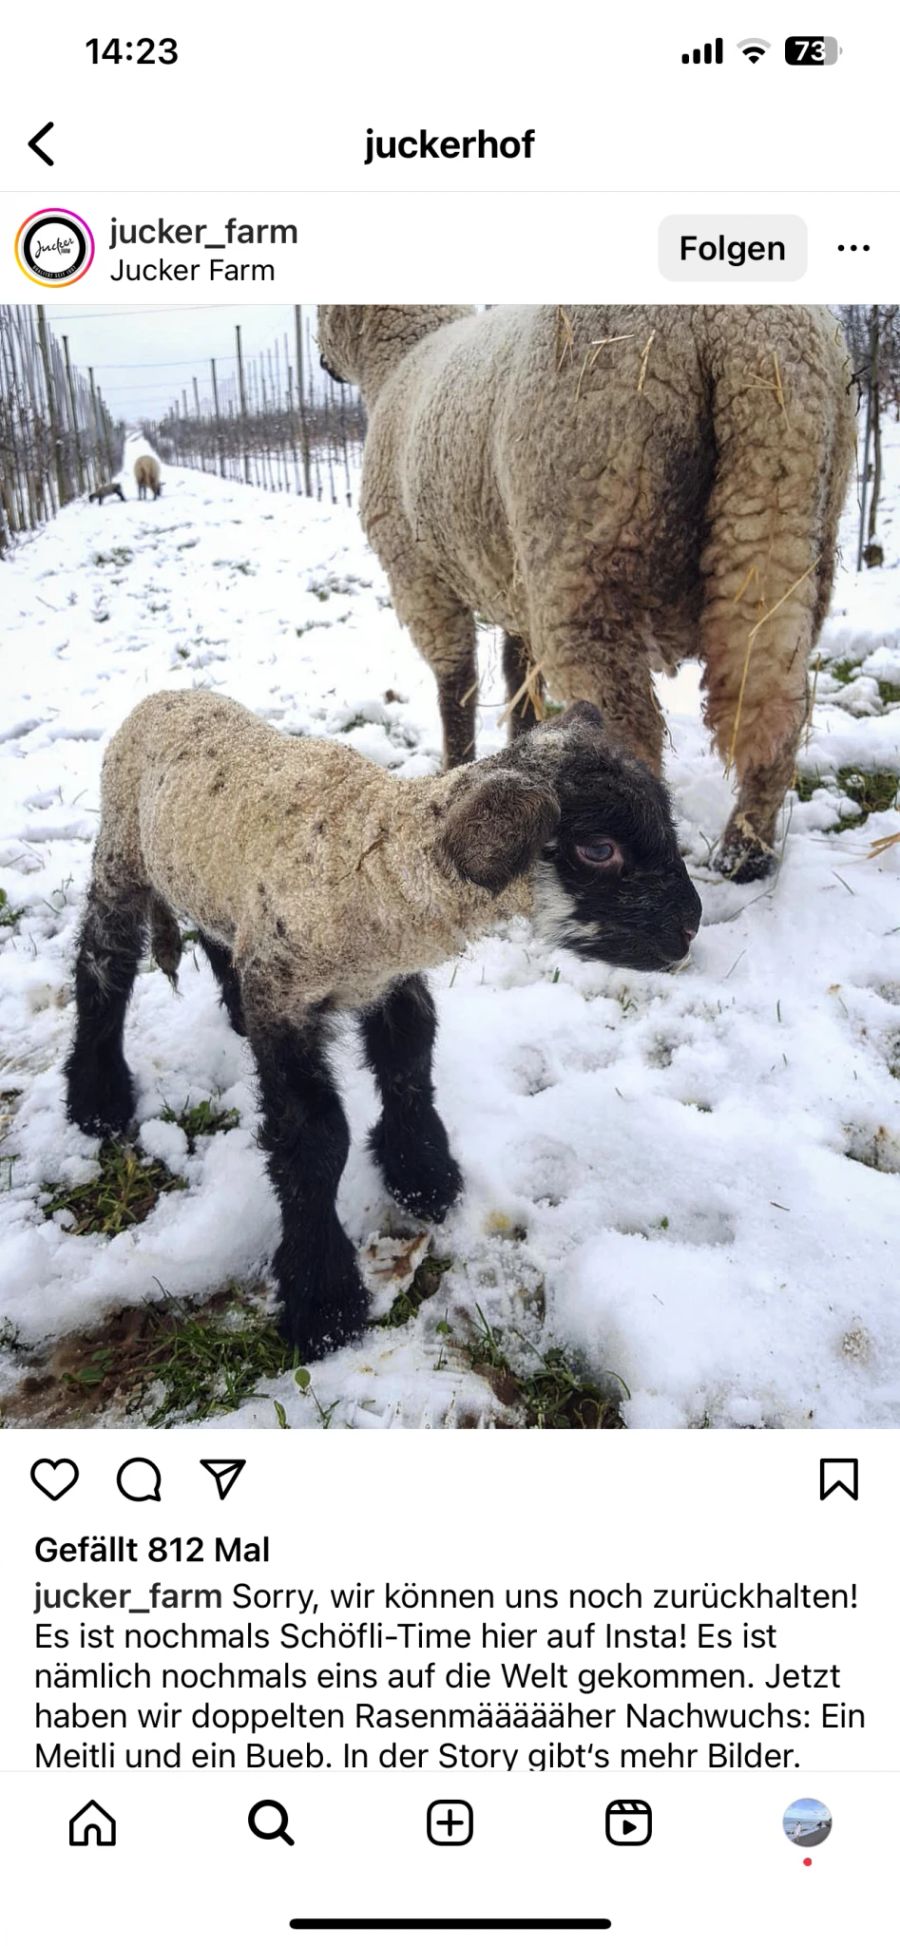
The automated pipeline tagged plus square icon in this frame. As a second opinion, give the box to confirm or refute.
[427,1800,474,1845]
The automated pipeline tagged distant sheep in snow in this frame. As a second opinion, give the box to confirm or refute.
[65,689,701,1359]
[318,304,856,881]
[89,481,125,505]
[134,455,162,500]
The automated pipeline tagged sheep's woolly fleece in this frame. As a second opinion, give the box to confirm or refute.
[0,435,898,1431]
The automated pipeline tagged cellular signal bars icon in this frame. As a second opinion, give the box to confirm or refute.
[682,38,724,64]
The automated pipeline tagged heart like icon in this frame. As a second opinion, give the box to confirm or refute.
[30,1458,79,1500]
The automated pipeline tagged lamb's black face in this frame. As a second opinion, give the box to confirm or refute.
[532,719,702,972]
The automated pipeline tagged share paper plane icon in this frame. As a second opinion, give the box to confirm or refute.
[200,1459,246,1501]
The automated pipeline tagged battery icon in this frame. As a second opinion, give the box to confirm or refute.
[785,36,841,64]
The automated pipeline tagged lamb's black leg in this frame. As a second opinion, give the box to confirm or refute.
[199,930,246,1037]
[246,1000,370,1358]
[361,976,463,1223]
[65,885,146,1136]
[502,633,544,737]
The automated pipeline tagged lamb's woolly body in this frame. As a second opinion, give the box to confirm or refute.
[317,303,856,876]
[67,688,700,1358]
[94,691,529,1013]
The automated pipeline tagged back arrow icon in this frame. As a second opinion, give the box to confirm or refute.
[28,122,55,166]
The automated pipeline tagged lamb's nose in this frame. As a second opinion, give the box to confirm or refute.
[682,925,698,944]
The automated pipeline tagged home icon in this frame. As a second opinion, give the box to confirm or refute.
[69,1800,116,1847]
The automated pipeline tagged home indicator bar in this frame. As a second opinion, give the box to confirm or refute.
[289,1924,613,1933]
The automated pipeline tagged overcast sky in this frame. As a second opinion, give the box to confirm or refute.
[40,302,319,423]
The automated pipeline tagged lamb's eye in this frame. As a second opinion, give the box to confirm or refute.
[575,839,623,870]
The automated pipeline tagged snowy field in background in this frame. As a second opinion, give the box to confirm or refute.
[0,433,898,1430]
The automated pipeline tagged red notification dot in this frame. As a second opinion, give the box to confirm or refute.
[803,1858,812,1867]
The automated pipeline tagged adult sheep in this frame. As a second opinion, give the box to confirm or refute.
[134,454,162,500]
[318,305,856,881]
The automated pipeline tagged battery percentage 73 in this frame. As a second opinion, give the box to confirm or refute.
[785,36,842,64]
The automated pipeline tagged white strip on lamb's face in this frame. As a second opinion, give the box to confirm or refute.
[531,859,581,939]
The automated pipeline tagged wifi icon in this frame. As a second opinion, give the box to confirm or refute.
[738,37,771,62]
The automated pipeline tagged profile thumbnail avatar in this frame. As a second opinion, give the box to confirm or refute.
[783,1799,833,1848]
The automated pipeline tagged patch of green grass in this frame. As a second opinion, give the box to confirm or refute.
[2,1287,291,1427]
[822,661,900,706]
[371,1257,620,1430]
[160,1098,240,1154]
[144,1299,291,1422]
[835,767,900,828]
[377,1255,453,1331]
[63,1347,118,1392]
[0,889,24,929]
[41,1143,185,1237]
[794,767,899,828]
[465,1306,626,1429]
[828,657,862,686]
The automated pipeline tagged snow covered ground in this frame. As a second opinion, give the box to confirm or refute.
[0,432,898,1430]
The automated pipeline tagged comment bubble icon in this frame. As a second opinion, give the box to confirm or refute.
[116,1457,162,1502]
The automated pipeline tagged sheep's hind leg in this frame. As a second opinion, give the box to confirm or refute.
[502,633,545,738]
[199,931,246,1037]
[244,991,370,1359]
[407,590,477,767]
[713,742,802,883]
[65,883,146,1136]
[535,619,665,774]
[362,976,463,1224]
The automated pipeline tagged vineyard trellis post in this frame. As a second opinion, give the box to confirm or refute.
[210,357,225,476]
[235,324,251,484]
[294,304,312,495]
[37,305,72,508]
[62,334,86,495]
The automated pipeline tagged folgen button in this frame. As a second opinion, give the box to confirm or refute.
[659,215,808,281]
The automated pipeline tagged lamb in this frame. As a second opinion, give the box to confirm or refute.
[134,455,162,500]
[89,481,125,505]
[65,689,701,1359]
[317,304,856,881]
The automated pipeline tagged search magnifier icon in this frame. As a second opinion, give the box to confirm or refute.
[248,1799,294,1845]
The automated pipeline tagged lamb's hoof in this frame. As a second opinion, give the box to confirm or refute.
[712,835,776,883]
[370,1113,464,1224]
[275,1239,371,1360]
[65,1053,135,1137]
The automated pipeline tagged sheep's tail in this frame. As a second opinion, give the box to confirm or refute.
[150,895,182,986]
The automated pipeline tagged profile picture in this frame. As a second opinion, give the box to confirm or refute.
[783,1798,833,1848]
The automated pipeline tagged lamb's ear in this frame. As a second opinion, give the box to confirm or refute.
[553,700,604,732]
[437,770,560,893]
